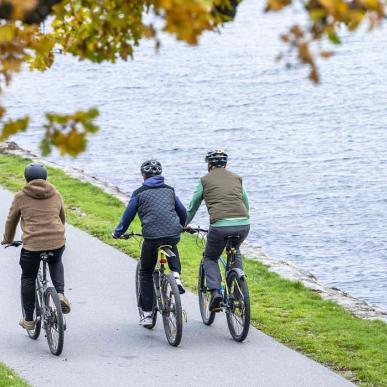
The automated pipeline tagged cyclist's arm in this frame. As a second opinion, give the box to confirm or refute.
[59,193,66,225]
[175,196,187,226]
[242,184,249,212]
[2,195,21,244]
[186,180,203,225]
[113,194,138,237]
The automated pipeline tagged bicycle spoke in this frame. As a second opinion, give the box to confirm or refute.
[227,277,247,336]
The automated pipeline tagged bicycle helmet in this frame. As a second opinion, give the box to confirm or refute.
[141,159,162,177]
[24,163,48,182]
[205,150,228,167]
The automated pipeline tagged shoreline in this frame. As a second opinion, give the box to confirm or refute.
[1,141,385,322]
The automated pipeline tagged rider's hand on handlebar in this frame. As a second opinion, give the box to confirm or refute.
[184,224,196,234]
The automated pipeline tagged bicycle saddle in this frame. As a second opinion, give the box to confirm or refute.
[225,235,240,241]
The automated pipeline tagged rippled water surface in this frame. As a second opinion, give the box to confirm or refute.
[4,1,387,308]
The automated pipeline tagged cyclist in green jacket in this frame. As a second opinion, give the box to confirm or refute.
[186,150,250,311]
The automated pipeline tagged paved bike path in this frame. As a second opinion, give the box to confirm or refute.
[0,187,353,387]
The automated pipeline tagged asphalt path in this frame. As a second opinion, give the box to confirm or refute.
[0,187,354,387]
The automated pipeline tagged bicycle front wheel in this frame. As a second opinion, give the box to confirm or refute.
[161,275,183,347]
[135,261,157,329]
[44,287,64,356]
[20,283,41,340]
[226,271,250,342]
[198,260,216,326]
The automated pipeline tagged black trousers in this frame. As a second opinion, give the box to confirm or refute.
[20,246,65,321]
[203,225,250,290]
[139,237,181,312]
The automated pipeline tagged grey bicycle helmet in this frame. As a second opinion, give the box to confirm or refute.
[205,150,228,167]
[24,163,48,182]
[141,160,162,177]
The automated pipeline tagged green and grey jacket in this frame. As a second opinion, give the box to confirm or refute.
[186,167,249,227]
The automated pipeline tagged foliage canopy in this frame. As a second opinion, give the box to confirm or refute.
[0,0,384,155]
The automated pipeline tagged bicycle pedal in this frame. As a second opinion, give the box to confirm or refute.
[182,310,188,323]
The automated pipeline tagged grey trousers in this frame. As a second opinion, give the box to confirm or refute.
[203,225,250,290]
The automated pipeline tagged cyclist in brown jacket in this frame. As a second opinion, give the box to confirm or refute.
[1,163,71,330]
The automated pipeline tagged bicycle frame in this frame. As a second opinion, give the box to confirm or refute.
[36,253,52,328]
[153,245,175,312]
[220,241,245,299]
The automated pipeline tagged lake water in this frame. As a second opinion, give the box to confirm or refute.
[4,0,387,309]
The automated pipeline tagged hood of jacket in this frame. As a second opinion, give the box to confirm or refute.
[23,179,57,200]
[143,175,165,188]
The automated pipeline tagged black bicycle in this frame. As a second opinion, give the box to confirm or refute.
[5,241,65,355]
[185,228,250,342]
[121,233,183,347]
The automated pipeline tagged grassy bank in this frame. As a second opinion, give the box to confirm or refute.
[0,153,386,387]
[0,363,27,387]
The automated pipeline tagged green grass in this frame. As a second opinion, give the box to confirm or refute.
[0,153,386,386]
[0,363,28,387]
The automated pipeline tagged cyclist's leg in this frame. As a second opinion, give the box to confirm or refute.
[19,249,40,321]
[140,239,158,312]
[164,236,181,273]
[47,246,65,293]
[203,227,227,290]
[231,225,250,270]
[164,236,185,293]
[47,245,70,313]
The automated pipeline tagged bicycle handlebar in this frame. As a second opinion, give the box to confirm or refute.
[121,232,143,239]
[183,227,208,234]
[4,241,22,248]
[117,228,208,240]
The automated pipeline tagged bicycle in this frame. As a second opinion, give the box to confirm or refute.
[5,241,65,356]
[121,232,183,347]
[185,227,250,342]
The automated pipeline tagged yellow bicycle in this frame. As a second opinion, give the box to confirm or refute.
[185,227,250,342]
[123,232,183,347]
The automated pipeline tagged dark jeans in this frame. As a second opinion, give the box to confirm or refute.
[20,246,65,321]
[139,236,181,312]
[204,225,250,290]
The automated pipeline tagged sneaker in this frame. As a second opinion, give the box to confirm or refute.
[58,293,71,314]
[175,278,186,294]
[139,314,153,327]
[19,319,36,330]
[209,290,223,312]
[173,272,186,294]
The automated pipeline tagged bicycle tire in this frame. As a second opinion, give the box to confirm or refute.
[198,260,216,326]
[161,274,183,347]
[226,271,250,342]
[135,261,157,329]
[44,287,64,356]
[20,284,41,340]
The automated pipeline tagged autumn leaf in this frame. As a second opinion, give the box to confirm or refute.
[0,116,29,141]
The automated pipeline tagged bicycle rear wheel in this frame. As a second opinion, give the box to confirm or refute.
[44,287,64,356]
[20,282,41,340]
[161,274,183,347]
[135,261,157,329]
[198,260,216,326]
[226,271,250,342]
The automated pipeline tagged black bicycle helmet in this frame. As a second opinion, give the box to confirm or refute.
[24,163,48,182]
[205,150,228,167]
[141,159,162,177]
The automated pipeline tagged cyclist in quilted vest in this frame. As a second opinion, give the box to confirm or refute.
[112,160,187,327]
[186,150,250,312]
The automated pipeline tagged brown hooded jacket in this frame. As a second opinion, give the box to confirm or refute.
[3,179,65,251]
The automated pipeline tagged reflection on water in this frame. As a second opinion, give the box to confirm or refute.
[5,0,387,308]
